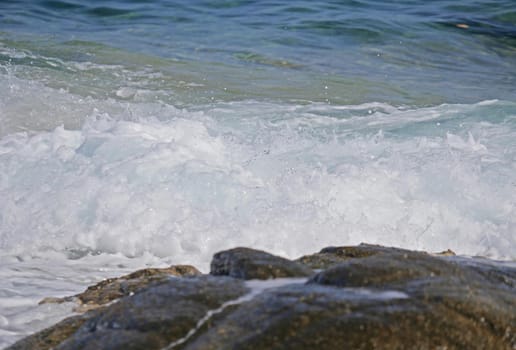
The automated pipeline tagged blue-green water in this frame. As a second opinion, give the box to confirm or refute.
[1,0,515,108]
[0,2,515,345]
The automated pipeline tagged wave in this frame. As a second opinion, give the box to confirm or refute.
[1,91,515,267]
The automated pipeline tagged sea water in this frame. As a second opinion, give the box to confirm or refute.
[0,0,515,347]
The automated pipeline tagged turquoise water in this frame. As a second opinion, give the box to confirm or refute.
[0,1,515,346]
[1,0,515,109]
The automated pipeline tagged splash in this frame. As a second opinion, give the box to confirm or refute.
[1,97,515,267]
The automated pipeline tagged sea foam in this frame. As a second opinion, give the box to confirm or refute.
[1,35,516,350]
[1,75,515,348]
[1,96,515,267]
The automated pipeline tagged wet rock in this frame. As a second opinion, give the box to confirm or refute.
[57,276,247,350]
[10,276,247,350]
[210,247,313,280]
[39,265,201,312]
[308,247,516,291]
[194,246,515,349]
[184,280,515,350]
[308,251,462,288]
[6,315,89,350]
[8,245,516,350]
[296,243,408,269]
[187,249,516,349]
[433,248,456,256]
[297,244,460,270]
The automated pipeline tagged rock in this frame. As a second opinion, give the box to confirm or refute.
[183,281,514,350]
[6,315,89,350]
[39,265,201,312]
[308,247,516,290]
[433,248,456,256]
[296,243,404,269]
[8,245,516,350]
[39,296,72,305]
[187,249,516,349]
[307,250,461,288]
[10,276,247,350]
[297,244,460,270]
[210,247,313,280]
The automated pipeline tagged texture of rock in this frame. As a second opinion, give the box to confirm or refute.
[296,243,427,269]
[184,282,513,350]
[40,265,201,312]
[307,245,516,290]
[7,245,516,350]
[189,247,515,349]
[47,276,246,350]
[6,315,89,350]
[308,249,462,288]
[210,247,313,279]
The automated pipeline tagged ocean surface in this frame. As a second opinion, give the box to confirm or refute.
[1,0,515,347]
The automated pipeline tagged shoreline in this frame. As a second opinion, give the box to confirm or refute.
[6,244,515,350]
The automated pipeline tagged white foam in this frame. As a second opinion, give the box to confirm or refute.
[0,252,169,348]
[1,77,516,346]
[343,288,409,300]
[1,99,515,265]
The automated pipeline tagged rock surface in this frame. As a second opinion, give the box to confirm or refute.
[12,276,247,350]
[210,247,313,279]
[7,245,516,350]
[39,265,201,312]
[6,315,90,350]
[297,243,429,269]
